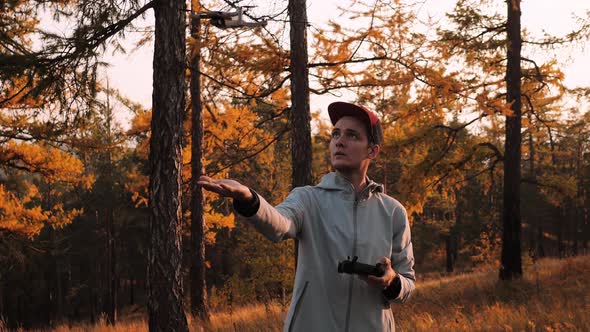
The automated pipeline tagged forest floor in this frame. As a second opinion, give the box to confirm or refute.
[32,254,590,331]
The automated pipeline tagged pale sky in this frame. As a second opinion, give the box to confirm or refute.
[102,0,589,122]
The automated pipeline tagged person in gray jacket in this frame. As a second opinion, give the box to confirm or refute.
[198,101,415,332]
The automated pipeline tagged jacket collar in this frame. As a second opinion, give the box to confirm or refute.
[317,172,384,195]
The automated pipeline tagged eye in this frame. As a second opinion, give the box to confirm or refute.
[347,132,359,140]
[331,131,341,139]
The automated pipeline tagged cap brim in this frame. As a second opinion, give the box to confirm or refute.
[328,102,371,126]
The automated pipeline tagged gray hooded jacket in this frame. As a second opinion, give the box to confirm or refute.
[238,172,415,332]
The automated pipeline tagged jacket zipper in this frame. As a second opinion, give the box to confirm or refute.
[344,196,359,332]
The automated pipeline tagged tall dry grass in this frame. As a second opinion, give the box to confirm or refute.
[396,255,590,331]
[38,255,589,331]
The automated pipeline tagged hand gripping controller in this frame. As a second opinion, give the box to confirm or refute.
[337,256,385,277]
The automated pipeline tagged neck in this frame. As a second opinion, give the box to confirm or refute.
[335,169,368,193]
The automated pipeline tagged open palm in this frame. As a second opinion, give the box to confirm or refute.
[197,176,252,201]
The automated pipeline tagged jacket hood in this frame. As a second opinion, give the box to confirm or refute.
[316,172,384,194]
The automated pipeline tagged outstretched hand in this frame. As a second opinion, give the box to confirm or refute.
[359,256,397,289]
[197,176,253,201]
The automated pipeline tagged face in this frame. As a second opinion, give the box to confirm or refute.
[329,116,379,172]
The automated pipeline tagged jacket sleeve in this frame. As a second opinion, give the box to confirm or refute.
[384,205,416,304]
[233,187,306,242]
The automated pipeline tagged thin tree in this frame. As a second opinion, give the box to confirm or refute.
[147,0,189,330]
[499,0,523,280]
[104,83,117,325]
[289,0,312,265]
[189,0,210,322]
[288,0,312,189]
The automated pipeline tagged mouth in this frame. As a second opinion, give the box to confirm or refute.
[334,152,346,157]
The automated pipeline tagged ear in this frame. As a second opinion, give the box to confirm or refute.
[367,144,380,160]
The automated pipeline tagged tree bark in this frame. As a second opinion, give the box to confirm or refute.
[499,0,523,280]
[288,0,312,189]
[104,81,117,326]
[289,0,312,266]
[105,207,117,325]
[147,0,189,330]
[445,235,455,273]
[189,4,210,321]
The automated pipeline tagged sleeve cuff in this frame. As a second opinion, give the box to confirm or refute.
[382,275,401,300]
[232,188,260,217]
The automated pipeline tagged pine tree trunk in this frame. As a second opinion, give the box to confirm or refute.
[573,140,584,256]
[104,85,117,326]
[289,0,312,266]
[445,235,455,273]
[130,278,135,305]
[289,0,312,189]
[106,207,117,325]
[499,0,523,280]
[147,0,189,330]
[558,207,566,258]
[189,5,210,321]
[0,282,3,325]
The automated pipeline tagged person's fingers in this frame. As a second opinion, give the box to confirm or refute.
[366,275,390,288]
[365,274,379,283]
[197,176,215,187]
[202,183,223,193]
[199,178,230,196]
[360,257,396,289]
[198,175,212,183]
[218,182,233,191]
[377,256,391,267]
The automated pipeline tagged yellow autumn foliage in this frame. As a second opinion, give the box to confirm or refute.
[0,184,47,238]
[0,139,91,236]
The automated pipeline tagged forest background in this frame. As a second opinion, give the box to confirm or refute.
[1,0,589,329]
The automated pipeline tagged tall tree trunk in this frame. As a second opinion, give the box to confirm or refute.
[105,81,117,326]
[573,137,584,256]
[189,3,210,321]
[526,112,539,257]
[45,226,54,326]
[130,278,135,305]
[289,0,312,266]
[105,208,117,325]
[45,184,63,326]
[0,282,3,326]
[558,207,566,258]
[288,0,312,189]
[445,234,455,273]
[499,0,523,280]
[147,0,189,330]
[91,210,99,324]
[583,156,589,255]
[527,113,535,178]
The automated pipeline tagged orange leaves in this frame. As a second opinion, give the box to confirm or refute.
[0,184,46,238]
[203,211,235,245]
[0,139,90,237]
[270,88,289,109]
[201,103,276,172]
[0,140,90,186]
[46,203,83,229]
[127,110,152,138]
[0,183,82,238]
[127,168,149,208]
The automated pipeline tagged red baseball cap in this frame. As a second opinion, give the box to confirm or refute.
[328,101,383,144]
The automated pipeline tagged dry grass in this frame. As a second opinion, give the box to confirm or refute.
[396,255,590,331]
[40,255,590,331]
